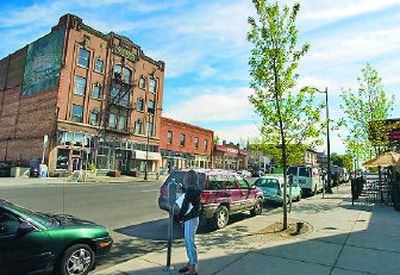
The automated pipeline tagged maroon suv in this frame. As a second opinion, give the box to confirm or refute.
[158,169,264,229]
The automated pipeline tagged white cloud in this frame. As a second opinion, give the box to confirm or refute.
[164,87,253,122]
[298,0,400,31]
[215,124,260,145]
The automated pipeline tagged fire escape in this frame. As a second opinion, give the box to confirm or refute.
[103,69,134,135]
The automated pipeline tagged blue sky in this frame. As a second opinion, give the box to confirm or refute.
[1,0,400,155]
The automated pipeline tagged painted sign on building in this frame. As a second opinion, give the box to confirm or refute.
[22,27,65,96]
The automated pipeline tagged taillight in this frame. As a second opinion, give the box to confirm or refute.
[201,193,210,203]
[160,187,167,198]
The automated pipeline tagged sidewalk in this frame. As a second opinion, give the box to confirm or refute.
[95,184,400,275]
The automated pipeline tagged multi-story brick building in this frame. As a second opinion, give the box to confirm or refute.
[213,142,249,171]
[0,14,165,174]
[160,117,213,172]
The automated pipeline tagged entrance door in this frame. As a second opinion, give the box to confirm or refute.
[72,158,81,171]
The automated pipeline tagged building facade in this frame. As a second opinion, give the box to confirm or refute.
[0,14,165,174]
[213,143,249,171]
[159,117,213,172]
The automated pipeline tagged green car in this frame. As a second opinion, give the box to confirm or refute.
[255,176,302,204]
[0,199,112,275]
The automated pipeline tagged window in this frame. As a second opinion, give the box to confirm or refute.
[92,84,101,99]
[72,104,83,123]
[167,131,173,144]
[118,116,127,131]
[194,137,199,150]
[238,178,250,189]
[122,92,130,107]
[204,139,208,150]
[135,120,142,134]
[75,76,86,95]
[123,67,132,83]
[225,176,238,189]
[148,100,155,114]
[90,111,98,126]
[78,48,90,68]
[137,98,144,112]
[147,119,153,136]
[114,64,122,79]
[180,134,186,146]
[95,58,104,73]
[108,114,117,129]
[149,78,157,93]
[139,76,146,89]
[111,87,130,107]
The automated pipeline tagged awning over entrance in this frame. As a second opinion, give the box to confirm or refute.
[133,150,162,161]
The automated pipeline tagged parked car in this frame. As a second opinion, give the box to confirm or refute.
[255,176,302,204]
[0,199,113,275]
[0,161,12,177]
[287,166,323,195]
[158,169,264,230]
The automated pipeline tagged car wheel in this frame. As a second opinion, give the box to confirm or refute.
[213,206,229,230]
[58,244,95,275]
[250,198,263,216]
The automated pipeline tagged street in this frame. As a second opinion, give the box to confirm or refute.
[0,177,321,272]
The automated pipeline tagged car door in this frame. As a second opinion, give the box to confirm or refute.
[0,210,18,275]
[13,222,53,275]
[237,177,253,210]
[224,175,241,212]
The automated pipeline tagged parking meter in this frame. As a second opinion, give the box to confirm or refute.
[168,179,177,207]
[164,179,177,271]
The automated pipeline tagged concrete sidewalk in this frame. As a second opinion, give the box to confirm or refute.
[95,184,400,275]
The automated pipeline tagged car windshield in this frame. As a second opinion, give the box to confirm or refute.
[4,202,58,229]
[256,178,279,188]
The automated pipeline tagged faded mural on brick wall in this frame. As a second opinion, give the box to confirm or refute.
[22,26,65,96]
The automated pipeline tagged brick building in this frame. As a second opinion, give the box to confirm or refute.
[0,14,165,174]
[214,142,249,171]
[160,117,213,172]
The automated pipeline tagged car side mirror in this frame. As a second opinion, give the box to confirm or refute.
[17,222,35,236]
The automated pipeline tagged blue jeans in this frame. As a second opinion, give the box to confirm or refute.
[184,217,199,265]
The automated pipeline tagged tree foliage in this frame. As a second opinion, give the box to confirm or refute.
[340,64,396,162]
[331,153,353,172]
[248,0,323,229]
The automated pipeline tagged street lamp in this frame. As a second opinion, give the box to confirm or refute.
[314,87,333,194]
[144,110,152,181]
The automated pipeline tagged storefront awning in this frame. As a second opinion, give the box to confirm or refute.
[133,150,161,161]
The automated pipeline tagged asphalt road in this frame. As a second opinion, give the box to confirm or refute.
[0,177,269,272]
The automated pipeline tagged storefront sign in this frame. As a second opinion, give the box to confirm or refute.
[133,150,161,160]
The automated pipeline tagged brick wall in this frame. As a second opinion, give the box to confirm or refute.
[160,116,213,157]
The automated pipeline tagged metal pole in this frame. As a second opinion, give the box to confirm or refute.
[164,179,176,271]
[144,113,150,180]
[325,87,332,194]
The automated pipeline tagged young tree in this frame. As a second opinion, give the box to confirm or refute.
[248,1,323,229]
[340,64,396,165]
